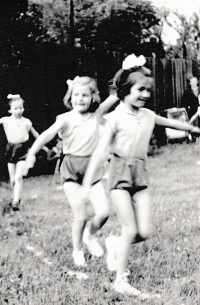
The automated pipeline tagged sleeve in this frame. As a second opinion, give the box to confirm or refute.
[0,117,7,125]
[56,114,68,125]
[56,114,62,121]
[56,114,68,138]
[27,119,33,131]
[103,111,117,134]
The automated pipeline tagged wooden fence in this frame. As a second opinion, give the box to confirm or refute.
[0,44,199,179]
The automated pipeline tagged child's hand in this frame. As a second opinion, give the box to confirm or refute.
[47,147,60,160]
[42,146,49,153]
[23,154,36,176]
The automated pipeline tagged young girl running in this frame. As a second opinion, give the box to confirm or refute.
[24,76,119,266]
[81,54,200,296]
[0,94,48,211]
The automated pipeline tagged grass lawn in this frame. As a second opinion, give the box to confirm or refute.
[0,143,200,305]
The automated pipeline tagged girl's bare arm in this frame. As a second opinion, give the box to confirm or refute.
[28,119,65,156]
[83,121,113,188]
[189,112,199,124]
[99,95,119,116]
[30,126,49,152]
[155,114,200,133]
[23,118,66,174]
[30,126,40,138]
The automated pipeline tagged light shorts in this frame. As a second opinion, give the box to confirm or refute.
[107,154,148,195]
[5,141,29,164]
[60,154,104,185]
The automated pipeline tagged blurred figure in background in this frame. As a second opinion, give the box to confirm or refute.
[0,94,48,211]
[181,76,200,127]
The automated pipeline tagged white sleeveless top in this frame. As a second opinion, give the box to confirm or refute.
[105,102,155,159]
[1,116,32,144]
[57,109,100,156]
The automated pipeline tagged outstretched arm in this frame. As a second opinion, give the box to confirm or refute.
[82,121,113,190]
[24,118,66,175]
[30,126,49,153]
[30,126,39,138]
[189,111,199,124]
[189,106,200,124]
[99,94,119,116]
[155,114,200,133]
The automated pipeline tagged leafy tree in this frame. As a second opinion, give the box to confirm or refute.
[88,0,164,57]
[0,0,41,66]
[28,0,71,44]
[158,9,200,60]
[178,13,200,60]
[28,0,165,58]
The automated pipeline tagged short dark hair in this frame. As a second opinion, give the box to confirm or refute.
[111,66,153,100]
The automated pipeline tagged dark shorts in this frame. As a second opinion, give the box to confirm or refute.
[107,154,148,195]
[5,141,29,164]
[60,154,104,185]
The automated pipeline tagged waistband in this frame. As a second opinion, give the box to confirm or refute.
[64,154,91,158]
[7,140,29,146]
[113,153,145,162]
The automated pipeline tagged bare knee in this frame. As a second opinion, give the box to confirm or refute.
[73,208,88,224]
[122,226,137,243]
[14,175,23,184]
[73,217,87,228]
[98,208,109,221]
[10,178,15,188]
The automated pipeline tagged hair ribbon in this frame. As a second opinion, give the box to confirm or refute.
[122,54,146,70]
[7,94,20,99]
[66,76,80,87]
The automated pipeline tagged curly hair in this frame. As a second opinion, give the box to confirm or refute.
[111,66,153,100]
[63,76,100,112]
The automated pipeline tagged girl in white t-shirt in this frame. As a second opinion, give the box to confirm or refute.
[81,54,200,298]
[0,94,48,211]
[24,76,119,267]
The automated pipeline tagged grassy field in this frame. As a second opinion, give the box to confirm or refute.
[0,143,200,305]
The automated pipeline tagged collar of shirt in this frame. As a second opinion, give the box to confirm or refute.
[117,101,141,117]
[71,109,94,121]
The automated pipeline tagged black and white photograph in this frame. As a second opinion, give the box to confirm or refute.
[0,0,200,304]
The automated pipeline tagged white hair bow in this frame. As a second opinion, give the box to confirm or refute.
[7,94,20,99]
[122,54,146,70]
[66,76,80,87]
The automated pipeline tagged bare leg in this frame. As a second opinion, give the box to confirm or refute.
[7,163,16,192]
[133,188,152,241]
[13,161,25,204]
[111,188,155,298]
[63,182,87,251]
[111,189,137,276]
[88,181,109,235]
